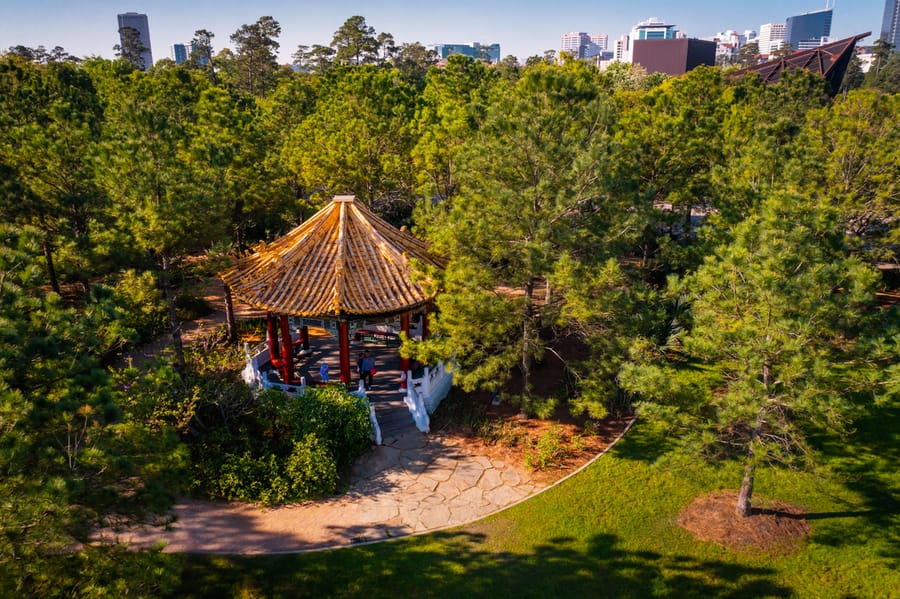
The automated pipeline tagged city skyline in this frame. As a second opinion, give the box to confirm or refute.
[0,1,886,65]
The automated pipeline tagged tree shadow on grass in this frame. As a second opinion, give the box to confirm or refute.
[606,419,679,464]
[808,401,900,561]
[178,532,792,598]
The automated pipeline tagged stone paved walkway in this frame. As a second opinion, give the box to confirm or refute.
[104,278,634,554]
[347,431,544,537]
[101,430,550,554]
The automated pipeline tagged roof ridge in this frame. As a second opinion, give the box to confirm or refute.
[332,200,347,315]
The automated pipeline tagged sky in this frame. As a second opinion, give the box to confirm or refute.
[0,1,887,64]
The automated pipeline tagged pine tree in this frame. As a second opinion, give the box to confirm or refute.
[622,195,886,516]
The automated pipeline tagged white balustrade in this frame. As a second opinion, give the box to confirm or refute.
[403,379,430,433]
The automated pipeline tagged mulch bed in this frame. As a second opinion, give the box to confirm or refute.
[430,331,633,484]
[678,490,810,554]
[435,413,632,485]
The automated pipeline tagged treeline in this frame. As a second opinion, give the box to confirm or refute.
[1,15,898,595]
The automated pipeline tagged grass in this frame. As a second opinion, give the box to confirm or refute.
[166,399,899,598]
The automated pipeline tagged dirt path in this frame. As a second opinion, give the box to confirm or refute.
[117,278,264,369]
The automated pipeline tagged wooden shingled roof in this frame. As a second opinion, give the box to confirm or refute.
[220,196,444,318]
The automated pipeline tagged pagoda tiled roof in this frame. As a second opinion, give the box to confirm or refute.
[220,196,443,318]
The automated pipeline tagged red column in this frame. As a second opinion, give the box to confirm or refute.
[337,320,351,385]
[266,312,282,365]
[280,315,294,384]
[400,311,411,388]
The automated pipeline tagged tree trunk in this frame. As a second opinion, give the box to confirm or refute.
[736,460,756,517]
[683,204,693,241]
[223,282,237,343]
[232,198,245,254]
[521,278,535,404]
[738,363,770,517]
[160,254,185,369]
[42,239,60,295]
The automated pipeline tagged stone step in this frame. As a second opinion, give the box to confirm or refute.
[373,400,416,436]
[375,409,412,424]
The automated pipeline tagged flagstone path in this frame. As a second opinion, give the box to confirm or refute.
[100,430,552,554]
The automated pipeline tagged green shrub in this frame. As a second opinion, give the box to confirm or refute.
[211,450,280,503]
[286,434,338,499]
[257,385,372,471]
[189,385,371,505]
[476,419,529,447]
[525,425,566,471]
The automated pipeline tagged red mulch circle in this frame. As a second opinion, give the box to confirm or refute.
[678,491,810,554]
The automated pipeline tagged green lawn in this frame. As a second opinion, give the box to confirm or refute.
[173,400,899,598]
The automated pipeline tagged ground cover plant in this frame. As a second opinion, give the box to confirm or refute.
[174,395,899,598]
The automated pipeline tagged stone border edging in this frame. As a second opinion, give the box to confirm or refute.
[257,415,638,555]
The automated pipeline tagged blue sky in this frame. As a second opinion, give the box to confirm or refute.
[0,1,886,64]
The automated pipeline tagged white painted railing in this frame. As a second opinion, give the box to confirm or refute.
[401,362,453,433]
[408,361,453,414]
[241,329,309,392]
[403,384,430,433]
[243,341,452,443]
[368,403,383,445]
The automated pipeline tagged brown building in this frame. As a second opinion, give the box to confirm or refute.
[632,38,717,75]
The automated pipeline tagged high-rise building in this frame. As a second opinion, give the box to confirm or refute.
[432,42,500,63]
[560,32,607,59]
[630,17,678,41]
[758,22,787,56]
[785,8,833,51]
[561,32,587,56]
[614,35,629,61]
[590,34,609,51]
[624,17,678,62]
[882,0,900,49]
[117,12,153,70]
[172,43,189,65]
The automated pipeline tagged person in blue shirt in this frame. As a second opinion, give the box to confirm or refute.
[319,361,329,383]
[362,351,375,390]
